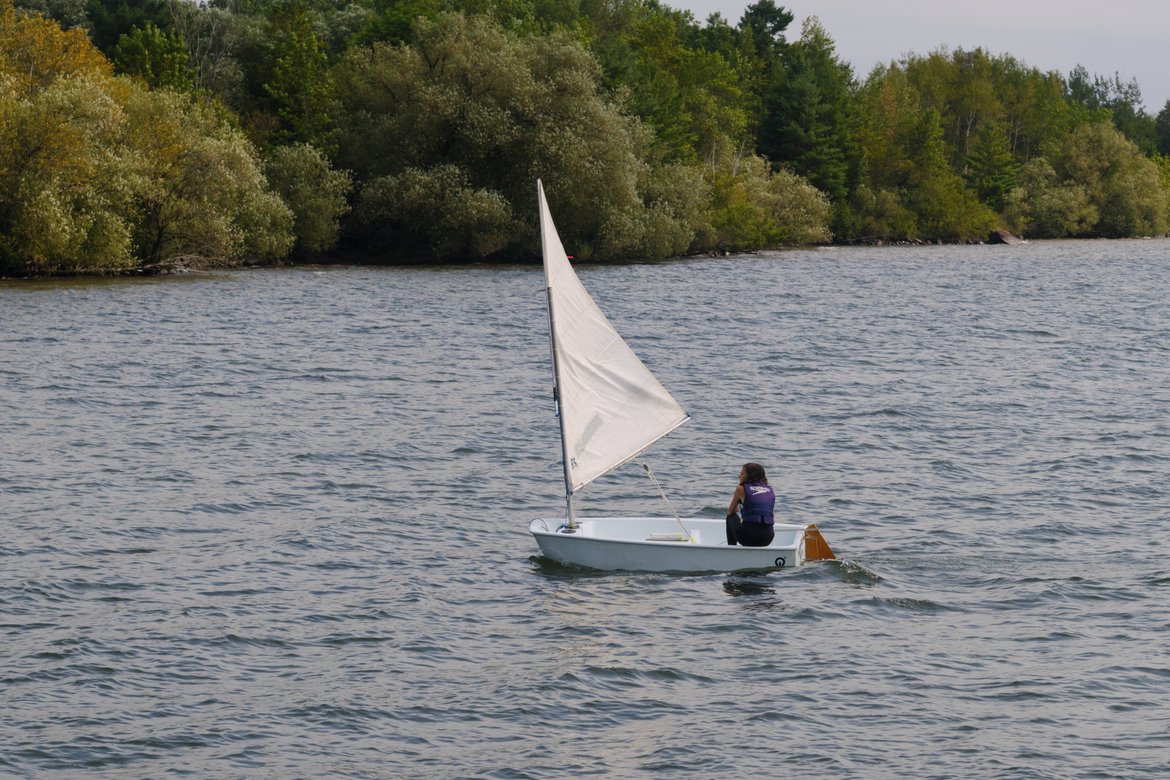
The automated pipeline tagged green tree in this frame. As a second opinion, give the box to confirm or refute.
[637,161,710,257]
[757,17,858,204]
[1156,99,1170,156]
[1058,121,1168,236]
[843,185,916,242]
[904,107,995,240]
[1066,65,1157,152]
[264,142,352,255]
[264,0,334,149]
[741,0,793,165]
[849,65,921,239]
[356,164,518,258]
[113,22,195,91]
[0,0,137,274]
[1006,123,1168,238]
[910,49,1003,166]
[14,0,87,28]
[1002,157,1095,237]
[123,87,294,263]
[965,122,1018,211]
[738,0,791,63]
[851,64,994,241]
[591,2,754,164]
[352,0,452,46]
[169,0,251,106]
[315,2,373,56]
[900,48,1075,178]
[334,12,701,260]
[1065,64,1099,109]
[703,145,830,250]
[0,75,138,274]
[993,57,1069,160]
[85,0,170,54]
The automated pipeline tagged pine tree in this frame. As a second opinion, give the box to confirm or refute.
[264,0,334,151]
[758,18,859,203]
[965,123,1019,211]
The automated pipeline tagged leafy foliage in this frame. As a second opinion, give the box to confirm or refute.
[4,0,1170,274]
[1003,122,1169,239]
[14,0,86,28]
[84,0,169,54]
[1058,121,1168,236]
[355,164,518,259]
[965,122,1018,211]
[592,2,756,164]
[265,143,352,255]
[113,22,195,91]
[334,12,702,259]
[1156,101,1170,156]
[124,87,294,263]
[1003,158,1096,238]
[701,144,830,249]
[263,0,334,149]
[0,0,292,275]
[0,0,134,273]
[1067,65,1157,153]
[758,18,858,204]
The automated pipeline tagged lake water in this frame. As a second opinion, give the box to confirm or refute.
[3,239,1170,779]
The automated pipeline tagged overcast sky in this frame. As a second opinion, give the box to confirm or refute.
[668,0,1170,113]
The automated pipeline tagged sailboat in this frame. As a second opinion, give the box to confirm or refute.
[528,180,835,572]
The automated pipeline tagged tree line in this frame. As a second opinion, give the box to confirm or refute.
[4,0,1170,275]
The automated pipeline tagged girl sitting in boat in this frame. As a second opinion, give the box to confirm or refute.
[726,463,775,546]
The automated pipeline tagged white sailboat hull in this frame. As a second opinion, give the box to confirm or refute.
[529,516,811,573]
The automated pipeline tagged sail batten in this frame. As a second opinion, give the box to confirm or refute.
[538,180,688,494]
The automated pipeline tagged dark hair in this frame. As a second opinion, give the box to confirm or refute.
[741,462,767,484]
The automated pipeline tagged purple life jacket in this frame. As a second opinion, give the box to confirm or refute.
[740,481,775,525]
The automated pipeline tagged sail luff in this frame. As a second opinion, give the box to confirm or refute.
[539,183,577,524]
[545,282,577,524]
[537,179,688,494]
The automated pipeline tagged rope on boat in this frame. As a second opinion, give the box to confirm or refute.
[641,461,693,541]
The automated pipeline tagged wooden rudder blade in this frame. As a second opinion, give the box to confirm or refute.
[804,524,836,560]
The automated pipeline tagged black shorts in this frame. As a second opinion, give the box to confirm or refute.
[726,517,775,547]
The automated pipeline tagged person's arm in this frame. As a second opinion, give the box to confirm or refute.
[727,485,744,516]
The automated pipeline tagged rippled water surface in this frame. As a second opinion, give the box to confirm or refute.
[3,240,1170,779]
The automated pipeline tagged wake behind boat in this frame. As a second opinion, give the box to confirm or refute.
[529,180,834,573]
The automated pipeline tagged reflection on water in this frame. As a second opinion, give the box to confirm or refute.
[722,576,776,598]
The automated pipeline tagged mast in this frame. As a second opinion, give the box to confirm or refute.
[539,180,577,529]
[545,285,577,529]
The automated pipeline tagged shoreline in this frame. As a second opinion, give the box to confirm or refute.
[5,234,1169,281]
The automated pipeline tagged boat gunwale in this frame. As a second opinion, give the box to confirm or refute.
[529,516,806,552]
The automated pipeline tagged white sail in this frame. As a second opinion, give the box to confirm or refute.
[538,180,688,494]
